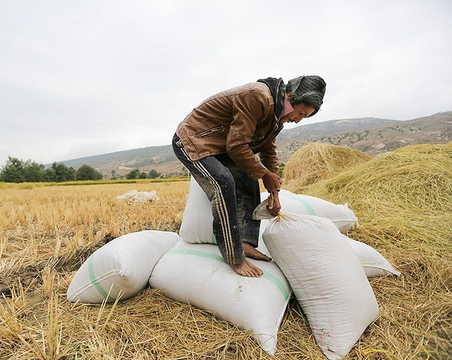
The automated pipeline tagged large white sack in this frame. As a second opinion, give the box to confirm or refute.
[256,190,358,232]
[346,237,400,277]
[149,240,292,356]
[67,230,180,303]
[263,215,379,360]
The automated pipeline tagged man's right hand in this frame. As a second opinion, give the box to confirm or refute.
[262,171,282,192]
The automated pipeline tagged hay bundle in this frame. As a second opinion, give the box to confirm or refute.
[299,142,452,358]
[303,142,452,250]
[283,142,372,192]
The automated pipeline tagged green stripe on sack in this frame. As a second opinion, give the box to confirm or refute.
[281,192,316,215]
[169,248,225,262]
[88,254,116,302]
[167,248,290,300]
[262,270,291,300]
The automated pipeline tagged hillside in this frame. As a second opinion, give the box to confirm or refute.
[60,144,179,178]
[276,117,398,141]
[276,112,452,163]
[57,112,452,177]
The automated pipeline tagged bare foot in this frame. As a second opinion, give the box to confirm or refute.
[242,242,271,262]
[231,259,263,277]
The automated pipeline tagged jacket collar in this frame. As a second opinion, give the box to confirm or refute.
[256,77,286,120]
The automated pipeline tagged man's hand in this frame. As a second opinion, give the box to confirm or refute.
[262,171,282,216]
[266,191,281,216]
[262,171,282,192]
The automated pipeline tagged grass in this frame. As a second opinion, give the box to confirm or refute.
[1,143,451,359]
[0,177,188,190]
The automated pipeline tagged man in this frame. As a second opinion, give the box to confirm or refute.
[173,75,326,277]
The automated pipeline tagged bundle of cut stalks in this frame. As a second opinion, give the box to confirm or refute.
[283,142,372,192]
[297,142,452,359]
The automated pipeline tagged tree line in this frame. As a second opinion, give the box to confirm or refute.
[0,157,103,183]
[0,156,163,183]
[122,168,161,180]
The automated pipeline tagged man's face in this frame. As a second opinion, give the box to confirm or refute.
[281,102,316,124]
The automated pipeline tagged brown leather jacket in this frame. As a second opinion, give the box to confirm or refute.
[176,82,283,179]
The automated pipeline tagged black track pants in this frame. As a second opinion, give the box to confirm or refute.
[172,134,261,265]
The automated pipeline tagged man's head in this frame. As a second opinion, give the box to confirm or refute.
[286,75,326,117]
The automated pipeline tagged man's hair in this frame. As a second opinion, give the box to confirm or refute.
[286,75,327,117]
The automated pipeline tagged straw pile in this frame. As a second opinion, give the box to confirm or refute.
[296,142,452,359]
[283,142,373,192]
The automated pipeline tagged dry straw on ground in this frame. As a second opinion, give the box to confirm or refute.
[293,142,452,359]
[283,142,373,192]
[1,143,451,359]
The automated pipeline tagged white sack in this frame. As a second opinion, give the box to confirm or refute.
[346,237,400,277]
[149,240,292,356]
[256,190,358,232]
[67,230,180,303]
[179,177,216,244]
[263,215,379,360]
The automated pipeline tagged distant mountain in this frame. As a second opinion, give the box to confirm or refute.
[276,111,452,163]
[56,112,452,178]
[276,117,398,142]
[59,144,178,177]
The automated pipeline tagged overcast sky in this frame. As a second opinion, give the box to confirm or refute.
[1,0,451,166]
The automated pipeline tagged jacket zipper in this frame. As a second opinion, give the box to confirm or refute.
[197,126,225,137]
[252,123,283,153]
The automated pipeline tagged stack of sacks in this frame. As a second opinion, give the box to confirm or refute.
[144,178,398,356]
[67,230,180,303]
[179,178,400,278]
[149,240,291,356]
[263,214,381,360]
[179,177,358,245]
[147,180,293,354]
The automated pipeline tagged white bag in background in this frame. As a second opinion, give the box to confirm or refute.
[67,230,180,303]
[149,240,292,356]
[263,214,379,360]
[116,190,160,203]
[345,237,401,277]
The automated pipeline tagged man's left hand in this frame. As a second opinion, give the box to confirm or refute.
[266,191,281,216]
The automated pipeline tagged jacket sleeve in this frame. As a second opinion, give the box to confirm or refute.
[259,139,280,175]
[225,91,270,179]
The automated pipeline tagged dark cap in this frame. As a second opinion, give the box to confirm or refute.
[287,75,326,117]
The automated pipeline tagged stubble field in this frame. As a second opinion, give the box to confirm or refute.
[1,141,451,360]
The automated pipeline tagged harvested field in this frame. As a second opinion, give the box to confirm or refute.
[1,142,451,359]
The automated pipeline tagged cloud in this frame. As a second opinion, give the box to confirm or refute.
[1,0,451,165]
